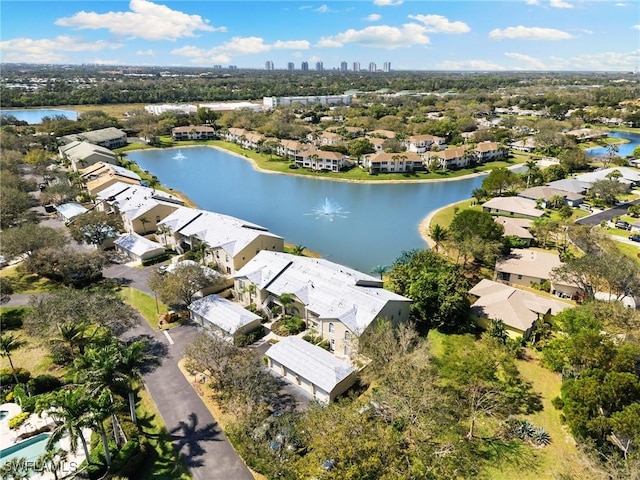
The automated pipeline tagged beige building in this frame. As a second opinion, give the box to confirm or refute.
[295,149,350,172]
[234,251,412,360]
[424,146,472,170]
[158,207,283,275]
[362,151,423,173]
[80,162,142,195]
[59,141,118,171]
[404,134,446,153]
[171,126,215,141]
[189,295,262,343]
[482,197,545,218]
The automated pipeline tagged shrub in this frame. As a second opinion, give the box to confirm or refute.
[5,391,14,402]
[551,396,564,410]
[0,308,27,330]
[27,375,62,396]
[234,326,267,347]
[8,412,29,429]
[0,368,31,385]
[141,252,171,267]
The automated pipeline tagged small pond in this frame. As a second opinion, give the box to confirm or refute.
[0,108,78,124]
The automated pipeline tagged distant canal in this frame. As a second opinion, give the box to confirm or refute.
[128,147,487,272]
[586,131,640,157]
[0,108,78,124]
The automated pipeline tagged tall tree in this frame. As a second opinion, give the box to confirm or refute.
[149,262,221,307]
[428,223,449,252]
[0,334,26,384]
[68,210,122,246]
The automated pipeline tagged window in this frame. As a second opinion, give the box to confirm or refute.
[238,280,245,289]
[330,339,335,351]
[226,267,231,274]
[216,251,219,258]
[517,275,523,280]
[344,331,350,340]
[328,323,334,334]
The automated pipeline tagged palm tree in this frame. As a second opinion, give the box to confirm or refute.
[36,448,68,480]
[278,293,294,317]
[88,392,116,467]
[38,387,93,465]
[117,340,158,424]
[195,239,210,265]
[471,188,487,205]
[525,160,537,188]
[54,322,88,358]
[291,244,306,256]
[429,224,449,253]
[138,216,150,235]
[370,265,389,280]
[0,334,26,385]
[243,283,256,305]
[157,224,171,245]
[548,195,565,210]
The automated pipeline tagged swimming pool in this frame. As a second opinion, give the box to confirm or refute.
[0,433,54,466]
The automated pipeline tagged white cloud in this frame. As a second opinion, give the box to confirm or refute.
[90,58,121,65]
[489,26,574,40]
[0,35,122,63]
[633,25,640,30]
[171,36,309,64]
[549,0,573,8]
[505,52,547,69]
[315,4,331,13]
[55,0,224,41]
[550,49,640,70]
[525,0,540,4]
[365,14,382,22]
[308,55,322,63]
[373,0,403,6]
[438,60,505,71]
[299,5,313,10]
[317,23,429,49]
[407,14,470,34]
[615,2,628,6]
[136,49,154,56]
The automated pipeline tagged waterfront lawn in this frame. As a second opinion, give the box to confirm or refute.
[431,198,480,228]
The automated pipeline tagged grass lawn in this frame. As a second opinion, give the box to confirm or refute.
[430,198,480,229]
[0,265,57,294]
[56,103,148,118]
[136,388,192,480]
[0,307,56,377]
[485,352,583,480]
[118,287,169,330]
[283,242,322,258]
[614,241,640,265]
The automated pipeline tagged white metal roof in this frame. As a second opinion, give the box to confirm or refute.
[575,167,640,185]
[114,233,165,257]
[97,182,183,220]
[159,207,282,256]
[235,251,411,334]
[188,295,261,335]
[266,337,355,393]
[55,202,88,220]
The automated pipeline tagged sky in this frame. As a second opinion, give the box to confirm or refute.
[0,0,638,71]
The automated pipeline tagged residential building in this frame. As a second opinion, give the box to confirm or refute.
[55,202,88,223]
[494,217,534,247]
[318,131,344,147]
[241,132,265,150]
[114,233,165,264]
[96,182,184,235]
[470,279,570,339]
[234,251,412,360]
[362,152,423,173]
[518,186,585,207]
[171,126,216,141]
[424,146,472,170]
[404,134,446,153]
[265,337,357,403]
[263,95,352,109]
[265,60,274,71]
[59,141,118,171]
[294,149,350,172]
[287,62,295,71]
[546,178,591,195]
[383,62,391,72]
[494,248,581,298]
[564,128,607,142]
[189,295,262,343]
[474,141,509,163]
[340,61,348,71]
[352,62,360,72]
[301,61,309,71]
[368,137,386,152]
[366,129,396,139]
[315,61,323,71]
[277,139,311,159]
[158,207,284,275]
[223,127,249,143]
[61,127,127,150]
[369,62,377,72]
[482,197,545,218]
[574,167,640,187]
[80,162,141,195]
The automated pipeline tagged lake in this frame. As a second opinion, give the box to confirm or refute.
[0,108,78,124]
[128,147,487,272]
[586,131,640,158]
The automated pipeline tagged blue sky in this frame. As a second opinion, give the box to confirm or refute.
[1,0,638,71]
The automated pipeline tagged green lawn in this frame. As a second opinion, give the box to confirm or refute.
[118,287,169,330]
[136,388,192,480]
[614,241,640,265]
[0,265,57,294]
[430,198,481,229]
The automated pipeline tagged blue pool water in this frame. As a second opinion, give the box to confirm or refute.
[0,433,54,466]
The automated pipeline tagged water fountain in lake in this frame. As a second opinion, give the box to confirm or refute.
[305,197,350,221]
[173,150,186,160]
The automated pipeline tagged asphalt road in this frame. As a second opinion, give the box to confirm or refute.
[576,198,640,225]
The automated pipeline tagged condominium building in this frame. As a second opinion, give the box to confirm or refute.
[287,62,295,71]
[265,60,274,71]
[369,62,377,72]
[301,61,309,71]
[352,62,360,72]
[316,61,323,71]
[340,61,348,71]
[383,62,391,72]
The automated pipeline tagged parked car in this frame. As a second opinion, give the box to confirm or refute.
[629,234,640,243]
[579,204,592,212]
[615,221,631,230]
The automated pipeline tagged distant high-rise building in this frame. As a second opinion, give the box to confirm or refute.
[287,62,295,71]
[265,60,274,71]
[352,62,360,72]
[340,61,348,72]
[213,65,222,70]
[228,65,238,70]
[383,62,391,73]
[301,61,309,71]
[369,62,377,72]
[316,61,323,71]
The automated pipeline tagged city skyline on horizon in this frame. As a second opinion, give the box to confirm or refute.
[0,0,638,71]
